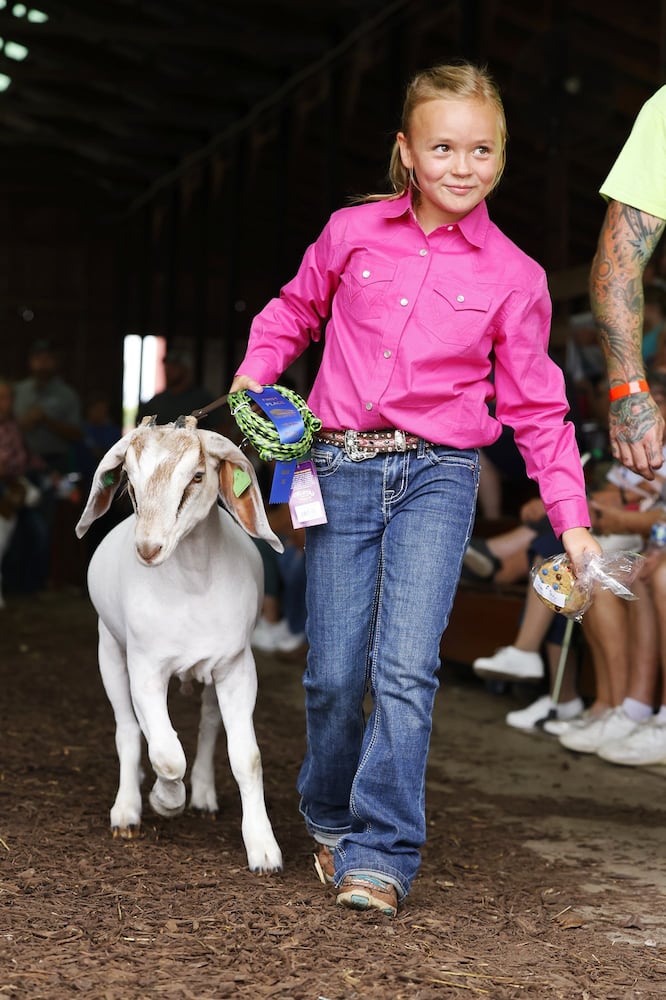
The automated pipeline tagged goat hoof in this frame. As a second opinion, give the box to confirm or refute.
[149,781,186,818]
[112,823,142,840]
[190,806,218,821]
[189,785,219,814]
[247,842,283,874]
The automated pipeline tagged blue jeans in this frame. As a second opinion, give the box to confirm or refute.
[298,440,479,899]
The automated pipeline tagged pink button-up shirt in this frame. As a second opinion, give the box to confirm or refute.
[238,194,589,537]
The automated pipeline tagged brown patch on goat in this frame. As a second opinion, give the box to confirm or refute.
[129,429,203,484]
[129,433,146,461]
[145,436,205,504]
[219,460,261,536]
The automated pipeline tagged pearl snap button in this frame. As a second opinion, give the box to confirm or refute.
[419,248,428,256]
[447,226,453,231]
[365,402,373,410]
[362,269,371,278]
[457,294,465,302]
[400,298,408,306]
[384,350,392,358]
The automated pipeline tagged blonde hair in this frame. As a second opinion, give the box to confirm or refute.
[365,62,507,203]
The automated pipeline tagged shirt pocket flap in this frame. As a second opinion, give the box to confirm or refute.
[434,286,491,313]
[349,260,397,287]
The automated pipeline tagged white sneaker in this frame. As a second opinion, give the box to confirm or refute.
[506,694,555,730]
[473,646,545,683]
[506,695,584,731]
[541,718,572,736]
[597,718,666,766]
[559,707,638,754]
[542,710,589,736]
[251,617,291,652]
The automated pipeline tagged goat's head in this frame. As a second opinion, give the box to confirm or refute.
[75,416,283,563]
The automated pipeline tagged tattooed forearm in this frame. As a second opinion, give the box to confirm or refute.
[590,201,666,381]
[594,318,644,377]
[615,202,663,268]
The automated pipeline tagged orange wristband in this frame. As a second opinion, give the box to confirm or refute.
[608,379,649,401]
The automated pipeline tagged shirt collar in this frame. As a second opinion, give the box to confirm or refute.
[455,200,490,248]
[379,191,490,248]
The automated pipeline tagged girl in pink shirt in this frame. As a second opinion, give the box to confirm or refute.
[231,62,599,917]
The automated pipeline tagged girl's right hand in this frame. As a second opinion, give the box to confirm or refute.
[229,374,264,395]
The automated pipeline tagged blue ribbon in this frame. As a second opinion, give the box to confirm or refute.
[247,387,305,503]
[247,387,305,444]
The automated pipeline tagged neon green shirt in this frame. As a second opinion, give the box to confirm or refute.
[600,85,666,220]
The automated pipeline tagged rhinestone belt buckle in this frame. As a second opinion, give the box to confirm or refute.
[393,430,407,452]
[344,429,377,461]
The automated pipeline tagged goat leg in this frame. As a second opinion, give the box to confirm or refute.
[189,682,222,815]
[97,623,143,837]
[215,659,283,873]
[128,663,188,820]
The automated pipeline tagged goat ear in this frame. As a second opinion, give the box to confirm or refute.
[75,432,134,538]
[205,434,284,553]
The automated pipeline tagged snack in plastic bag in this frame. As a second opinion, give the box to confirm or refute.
[531,549,645,621]
[532,555,588,617]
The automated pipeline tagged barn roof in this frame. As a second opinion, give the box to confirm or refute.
[0,0,663,343]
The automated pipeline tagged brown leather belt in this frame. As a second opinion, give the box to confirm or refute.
[315,428,432,461]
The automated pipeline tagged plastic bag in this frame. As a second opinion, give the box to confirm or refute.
[531,549,645,621]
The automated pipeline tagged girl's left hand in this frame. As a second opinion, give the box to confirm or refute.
[229,373,264,395]
[560,526,603,578]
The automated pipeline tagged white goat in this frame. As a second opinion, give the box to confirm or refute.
[75,416,284,873]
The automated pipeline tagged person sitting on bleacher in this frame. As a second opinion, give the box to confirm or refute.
[471,368,666,735]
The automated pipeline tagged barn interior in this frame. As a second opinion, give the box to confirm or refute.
[1,0,663,410]
[3,7,666,992]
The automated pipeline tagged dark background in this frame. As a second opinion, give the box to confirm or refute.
[0,0,662,414]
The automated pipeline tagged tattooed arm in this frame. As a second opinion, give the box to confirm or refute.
[589,199,666,478]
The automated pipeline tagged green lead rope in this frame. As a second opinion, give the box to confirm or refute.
[227,384,322,463]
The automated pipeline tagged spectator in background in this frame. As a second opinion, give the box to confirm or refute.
[14,340,82,476]
[137,348,214,427]
[80,392,121,470]
[565,310,608,426]
[589,86,666,479]
[10,340,82,592]
[251,503,307,657]
[76,392,127,561]
[250,452,308,658]
[472,549,585,732]
[599,554,666,766]
[0,377,33,606]
[475,367,666,745]
[0,378,28,483]
[476,426,528,521]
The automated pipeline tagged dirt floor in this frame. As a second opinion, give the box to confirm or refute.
[1,589,666,1000]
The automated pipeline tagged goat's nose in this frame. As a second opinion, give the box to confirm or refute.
[136,541,163,563]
